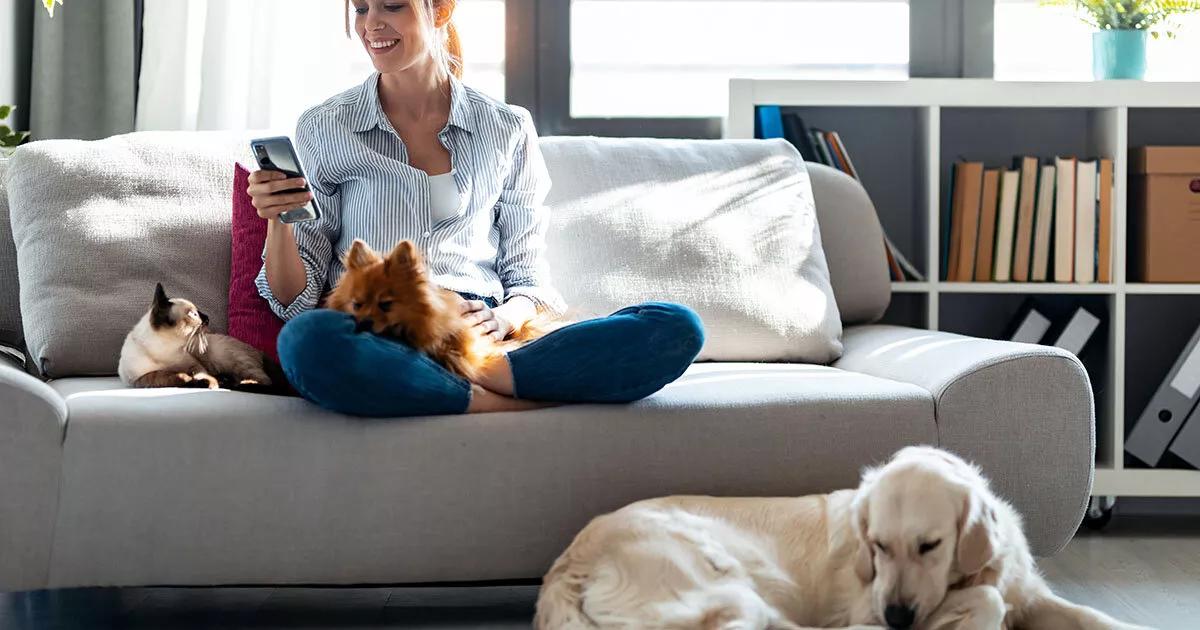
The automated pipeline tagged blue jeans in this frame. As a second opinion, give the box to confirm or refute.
[276,295,705,417]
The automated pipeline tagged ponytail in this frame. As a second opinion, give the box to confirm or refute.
[445,20,463,80]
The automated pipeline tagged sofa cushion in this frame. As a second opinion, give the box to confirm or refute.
[45,363,934,587]
[541,137,843,363]
[6,132,259,377]
[228,163,284,362]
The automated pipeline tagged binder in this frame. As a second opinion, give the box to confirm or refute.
[1167,397,1200,469]
[1051,307,1100,356]
[1010,308,1052,345]
[1126,324,1200,467]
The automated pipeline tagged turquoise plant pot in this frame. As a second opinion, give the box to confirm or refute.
[1093,29,1147,80]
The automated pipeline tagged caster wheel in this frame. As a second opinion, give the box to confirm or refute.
[1083,496,1115,530]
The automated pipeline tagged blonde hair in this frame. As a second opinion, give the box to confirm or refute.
[345,0,464,79]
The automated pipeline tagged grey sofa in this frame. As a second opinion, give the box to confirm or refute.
[0,134,1094,593]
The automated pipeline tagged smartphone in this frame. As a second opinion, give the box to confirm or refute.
[250,136,321,224]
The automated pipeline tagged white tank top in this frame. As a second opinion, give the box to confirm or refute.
[428,172,462,224]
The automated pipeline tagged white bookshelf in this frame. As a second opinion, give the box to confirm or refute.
[728,79,1200,499]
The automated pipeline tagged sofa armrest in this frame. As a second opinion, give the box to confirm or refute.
[0,362,66,592]
[834,325,1094,556]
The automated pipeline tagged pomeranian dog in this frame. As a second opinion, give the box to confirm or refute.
[327,239,564,381]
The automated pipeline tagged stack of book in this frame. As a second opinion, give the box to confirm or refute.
[755,105,924,282]
[943,157,1114,283]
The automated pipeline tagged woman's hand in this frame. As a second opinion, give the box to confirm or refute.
[461,299,512,342]
[247,169,313,220]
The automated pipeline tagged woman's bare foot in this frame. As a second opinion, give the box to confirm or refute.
[465,383,557,413]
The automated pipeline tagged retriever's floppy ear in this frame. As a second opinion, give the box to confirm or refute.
[345,239,381,270]
[850,468,879,583]
[956,489,998,577]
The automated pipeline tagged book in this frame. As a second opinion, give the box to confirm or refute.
[1097,158,1114,283]
[1074,160,1098,284]
[885,237,903,281]
[823,131,850,173]
[941,164,956,281]
[884,232,926,282]
[993,169,1021,282]
[782,114,820,163]
[947,162,983,282]
[755,106,784,140]
[974,169,1001,282]
[955,162,985,282]
[827,131,861,180]
[1012,156,1039,282]
[1051,306,1101,356]
[1030,164,1056,282]
[1054,157,1077,282]
[810,130,835,167]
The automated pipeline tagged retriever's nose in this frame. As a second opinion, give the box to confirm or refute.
[354,318,375,333]
[884,604,916,629]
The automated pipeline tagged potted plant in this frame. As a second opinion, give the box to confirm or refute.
[1042,0,1200,79]
[0,106,29,159]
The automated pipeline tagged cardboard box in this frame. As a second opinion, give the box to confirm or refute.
[1131,146,1200,282]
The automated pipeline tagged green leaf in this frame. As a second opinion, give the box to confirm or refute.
[0,105,11,120]
[0,125,11,137]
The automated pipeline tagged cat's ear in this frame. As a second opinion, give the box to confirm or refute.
[151,283,173,328]
[345,239,381,270]
[153,283,173,310]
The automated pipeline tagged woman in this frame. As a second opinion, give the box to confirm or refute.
[249,0,703,417]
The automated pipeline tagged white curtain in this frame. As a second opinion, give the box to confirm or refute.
[136,0,505,132]
[136,1,375,132]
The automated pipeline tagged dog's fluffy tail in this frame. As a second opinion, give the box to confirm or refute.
[535,551,597,629]
[536,555,797,630]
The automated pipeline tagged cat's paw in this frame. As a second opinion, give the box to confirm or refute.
[232,379,274,394]
[183,372,219,389]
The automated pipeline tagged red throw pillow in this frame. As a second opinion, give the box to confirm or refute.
[228,163,284,362]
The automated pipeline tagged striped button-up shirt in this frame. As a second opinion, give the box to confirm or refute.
[256,72,566,320]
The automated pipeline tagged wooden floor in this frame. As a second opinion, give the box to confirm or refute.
[1,516,1196,629]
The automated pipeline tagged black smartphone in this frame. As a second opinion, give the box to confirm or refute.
[250,136,321,224]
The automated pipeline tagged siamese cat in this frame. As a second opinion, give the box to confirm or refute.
[118,283,273,390]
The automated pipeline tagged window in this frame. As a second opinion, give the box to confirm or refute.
[569,0,910,118]
[137,0,504,132]
[994,0,1200,81]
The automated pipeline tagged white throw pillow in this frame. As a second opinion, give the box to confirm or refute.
[540,137,843,363]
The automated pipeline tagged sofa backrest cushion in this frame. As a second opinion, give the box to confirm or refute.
[805,163,890,325]
[7,132,257,377]
[6,132,878,377]
[541,137,842,363]
[0,157,23,348]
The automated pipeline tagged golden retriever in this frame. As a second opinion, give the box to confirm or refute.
[536,446,1148,630]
